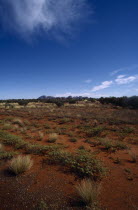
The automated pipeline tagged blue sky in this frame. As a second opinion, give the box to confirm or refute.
[0,0,138,99]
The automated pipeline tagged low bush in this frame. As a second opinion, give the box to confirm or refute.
[47,150,106,179]
[37,199,48,209]
[44,123,51,129]
[97,138,128,151]
[0,151,18,160]
[78,146,85,150]
[0,130,62,155]
[26,144,61,155]
[120,127,135,134]
[85,126,105,137]
[69,138,77,143]
[0,130,27,149]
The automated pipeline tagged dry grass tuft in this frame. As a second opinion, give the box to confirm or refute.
[48,133,58,143]
[76,179,100,209]
[12,118,24,127]
[0,143,4,152]
[38,131,44,141]
[9,155,33,175]
[129,150,137,163]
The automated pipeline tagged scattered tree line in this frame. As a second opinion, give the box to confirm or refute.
[0,96,138,109]
[98,96,138,109]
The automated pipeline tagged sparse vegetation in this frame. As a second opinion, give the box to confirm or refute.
[0,100,137,209]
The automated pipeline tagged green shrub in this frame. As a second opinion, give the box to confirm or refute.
[59,118,71,124]
[0,130,29,149]
[115,141,128,150]
[37,199,48,209]
[26,144,61,155]
[78,146,85,150]
[97,138,128,151]
[0,151,18,160]
[47,150,106,179]
[98,138,114,151]
[44,124,51,129]
[69,138,77,142]
[120,127,135,134]
[85,126,105,137]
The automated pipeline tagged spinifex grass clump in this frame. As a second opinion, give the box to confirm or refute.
[76,179,100,209]
[12,118,24,127]
[48,133,58,143]
[37,131,44,141]
[0,143,4,152]
[47,150,106,179]
[9,155,33,175]
[129,150,137,163]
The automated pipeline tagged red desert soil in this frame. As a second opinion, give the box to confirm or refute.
[0,107,138,209]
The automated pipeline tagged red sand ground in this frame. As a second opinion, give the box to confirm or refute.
[0,107,138,210]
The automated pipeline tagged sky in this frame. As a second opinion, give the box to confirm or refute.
[0,0,138,99]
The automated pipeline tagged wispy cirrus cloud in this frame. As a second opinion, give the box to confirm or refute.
[115,75,137,84]
[84,79,92,84]
[0,0,91,39]
[110,64,138,76]
[91,81,113,92]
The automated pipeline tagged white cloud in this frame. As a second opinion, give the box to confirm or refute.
[91,81,113,92]
[117,75,126,79]
[84,79,92,84]
[115,75,137,84]
[0,0,91,39]
[55,92,107,98]
[55,92,91,97]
